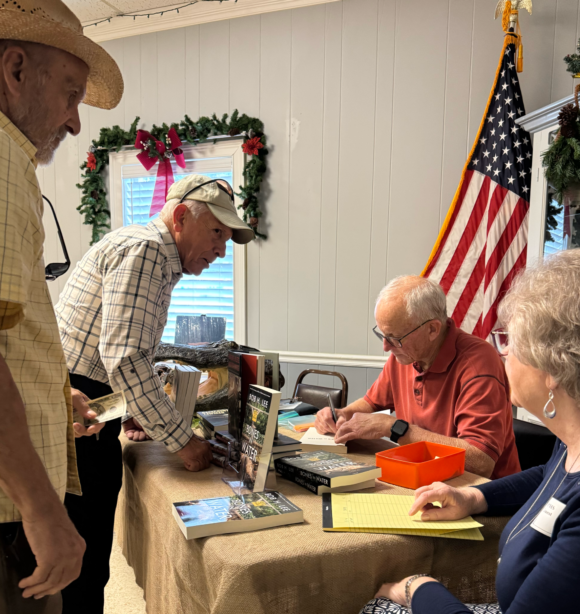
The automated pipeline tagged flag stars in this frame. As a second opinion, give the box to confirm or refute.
[491,128,496,136]
[487,115,494,123]
[516,155,524,164]
[505,97,512,105]
[498,119,505,127]
[486,164,492,172]
[496,106,502,114]
[503,147,510,156]
[515,92,520,100]
[493,168,500,177]
[501,69,506,77]
[508,176,515,185]
[500,132,507,140]
[522,185,529,193]
[493,155,498,163]
[519,170,526,178]
[514,140,521,148]
[480,136,487,144]
[505,161,512,170]
[511,126,518,134]
[495,92,501,101]
[508,61,515,70]
[483,150,490,158]
[526,152,532,159]
[517,108,524,115]
[502,83,508,91]
[492,142,497,149]
[508,111,515,119]
[523,137,529,145]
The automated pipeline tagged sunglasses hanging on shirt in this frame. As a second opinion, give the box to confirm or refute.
[43,194,71,281]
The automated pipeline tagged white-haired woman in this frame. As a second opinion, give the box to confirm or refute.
[360,249,580,614]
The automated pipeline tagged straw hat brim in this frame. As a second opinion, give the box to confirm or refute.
[0,12,123,110]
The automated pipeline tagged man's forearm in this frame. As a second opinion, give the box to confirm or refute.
[341,398,375,419]
[0,354,63,520]
[393,422,496,478]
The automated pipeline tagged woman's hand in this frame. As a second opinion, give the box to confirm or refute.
[409,482,488,520]
[375,576,438,606]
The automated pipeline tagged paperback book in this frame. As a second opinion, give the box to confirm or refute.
[274,451,381,495]
[198,409,229,436]
[173,491,303,539]
[239,385,281,492]
[227,352,243,439]
[170,365,202,429]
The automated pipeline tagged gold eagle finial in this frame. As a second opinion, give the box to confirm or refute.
[494,0,532,20]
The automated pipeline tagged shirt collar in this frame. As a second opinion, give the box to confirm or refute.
[149,217,183,278]
[0,110,38,167]
[421,318,458,374]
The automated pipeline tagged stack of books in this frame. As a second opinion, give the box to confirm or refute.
[198,409,229,440]
[170,365,202,429]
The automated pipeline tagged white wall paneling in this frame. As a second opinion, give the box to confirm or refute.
[40,0,579,362]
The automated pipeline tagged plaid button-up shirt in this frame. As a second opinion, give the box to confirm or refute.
[0,111,80,522]
[55,218,193,452]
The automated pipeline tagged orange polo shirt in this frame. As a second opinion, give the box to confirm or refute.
[364,319,520,479]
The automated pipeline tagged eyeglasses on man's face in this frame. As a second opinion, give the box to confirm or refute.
[490,328,509,356]
[43,195,70,281]
[372,320,432,348]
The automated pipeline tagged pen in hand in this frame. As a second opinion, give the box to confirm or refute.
[328,394,338,424]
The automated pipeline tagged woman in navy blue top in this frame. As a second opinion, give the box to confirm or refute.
[361,249,580,614]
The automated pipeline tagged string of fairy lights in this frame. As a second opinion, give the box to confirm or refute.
[83,1,234,29]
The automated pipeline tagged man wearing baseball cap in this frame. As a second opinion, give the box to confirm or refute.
[55,174,254,612]
[0,1,123,612]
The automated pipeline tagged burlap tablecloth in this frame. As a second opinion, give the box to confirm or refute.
[115,435,508,614]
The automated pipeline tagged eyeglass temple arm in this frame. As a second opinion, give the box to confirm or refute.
[42,195,70,264]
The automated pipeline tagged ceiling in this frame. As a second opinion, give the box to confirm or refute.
[63,1,199,24]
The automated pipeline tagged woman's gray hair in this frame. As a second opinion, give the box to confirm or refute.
[159,198,208,224]
[498,249,580,404]
[376,276,448,324]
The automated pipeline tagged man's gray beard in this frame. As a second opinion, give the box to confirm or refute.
[9,95,67,165]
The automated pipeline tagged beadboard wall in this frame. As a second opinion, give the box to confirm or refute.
[39,0,580,401]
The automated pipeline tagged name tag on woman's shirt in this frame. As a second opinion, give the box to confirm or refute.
[531,498,566,537]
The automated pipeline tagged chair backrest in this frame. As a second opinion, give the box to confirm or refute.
[174,315,226,345]
[292,369,348,410]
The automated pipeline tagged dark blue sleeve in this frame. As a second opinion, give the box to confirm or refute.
[473,465,544,516]
[412,582,471,614]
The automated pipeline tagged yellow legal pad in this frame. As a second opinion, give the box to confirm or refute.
[322,493,484,541]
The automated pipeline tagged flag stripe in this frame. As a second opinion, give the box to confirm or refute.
[439,175,491,293]
[423,170,476,279]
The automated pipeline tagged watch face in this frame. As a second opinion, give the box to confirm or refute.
[392,421,408,437]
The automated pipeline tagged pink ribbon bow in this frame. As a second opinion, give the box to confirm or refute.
[135,127,186,217]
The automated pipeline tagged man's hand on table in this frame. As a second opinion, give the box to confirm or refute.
[123,417,152,441]
[71,387,106,438]
[409,481,488,520]
[334,412,395,444]
[176,436,212,472]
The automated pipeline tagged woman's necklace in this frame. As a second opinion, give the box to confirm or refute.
[498,445,580,565]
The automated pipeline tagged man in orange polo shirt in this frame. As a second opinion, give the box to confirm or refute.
[314,276,520,479]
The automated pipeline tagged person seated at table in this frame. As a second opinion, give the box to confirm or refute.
[314,275,520,479]
[360,248,580,614]
[54,174,255,614]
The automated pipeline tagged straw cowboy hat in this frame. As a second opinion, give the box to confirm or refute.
[0,0,123,109]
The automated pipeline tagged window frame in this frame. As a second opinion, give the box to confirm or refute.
[108,138,247,345]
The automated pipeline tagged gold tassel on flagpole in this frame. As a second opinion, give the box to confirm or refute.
[496,0,532,72]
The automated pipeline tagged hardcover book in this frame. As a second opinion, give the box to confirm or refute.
[173,491,303,539]
[272,433,302,454]
[274,451,381,495]
[239,385,281,492]
[227,352,243,439]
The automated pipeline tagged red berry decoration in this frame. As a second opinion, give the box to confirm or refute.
[242,137,264,156]
[87,151,97,171]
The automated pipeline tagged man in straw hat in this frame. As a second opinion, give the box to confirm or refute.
[0,1,123,613]
[55,174,254,613]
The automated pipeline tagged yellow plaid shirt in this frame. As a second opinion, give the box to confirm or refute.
[0,111,80,523]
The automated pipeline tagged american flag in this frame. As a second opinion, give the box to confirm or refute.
[422,39,532,339]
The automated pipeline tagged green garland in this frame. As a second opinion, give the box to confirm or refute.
[542,104,580,243]
[77,110,268,244]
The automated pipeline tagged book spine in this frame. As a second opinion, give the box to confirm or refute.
[274,460,330,492]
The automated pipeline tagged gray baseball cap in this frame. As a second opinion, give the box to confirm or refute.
[167,174,254,244]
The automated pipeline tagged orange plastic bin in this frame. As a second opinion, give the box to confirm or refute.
[376,441,465,490]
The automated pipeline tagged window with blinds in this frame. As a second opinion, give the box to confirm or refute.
[121,155,235,342]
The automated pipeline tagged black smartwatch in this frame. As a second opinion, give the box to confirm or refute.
[389,419,409,443]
